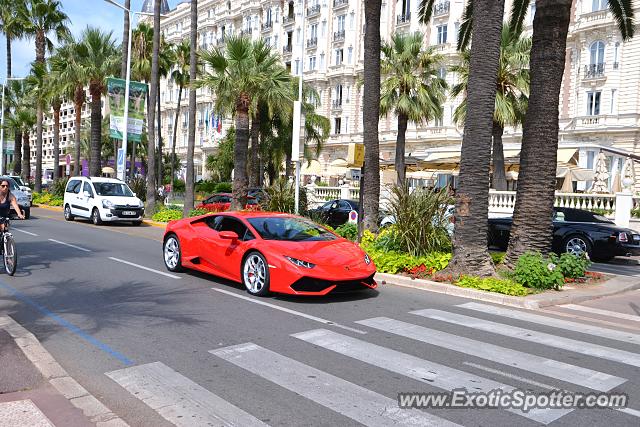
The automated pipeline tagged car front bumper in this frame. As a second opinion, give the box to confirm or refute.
[101,206,144,222]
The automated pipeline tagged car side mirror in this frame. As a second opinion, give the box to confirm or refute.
[132,192,136,197]
[219,231,239,240]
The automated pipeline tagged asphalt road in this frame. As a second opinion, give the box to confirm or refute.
[1,207,640,427]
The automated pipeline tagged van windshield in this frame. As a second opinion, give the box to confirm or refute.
[95,182,134,197]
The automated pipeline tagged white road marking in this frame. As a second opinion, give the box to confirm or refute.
[559,304,640,323]
[48,238,91,252]
[211,342,462,427]
[412,309,640,367]
[210,288,366,334]
[618,407,640,419]
[106,361,267,426]
[12,227,38,236]
[462,362,555,390]
[357,317,625,391]
[108,257,181,279]
[458,302,640,345]
[292,329,570,424]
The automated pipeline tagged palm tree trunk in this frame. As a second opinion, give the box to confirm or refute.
[156,83,163,188]
[146,0,161,214]
[363,0,382,232]
[171,87,182,191]
[395,112,408,185]
[121,0,131,78]
[285,150,292,178]
[35,30,45,63]
[22,132,30,183]
[13,129,21,175]
[505,0,572,265]
[492,122,507,191]
[53,106,61,180]
[74,88,84,176]
[248,112,260,187]
[445,0,505,277]
[89,87,102,176]
[34,104,43,192]
[232,101,250,211]
[183,0,198,217]
[6,36,11,78]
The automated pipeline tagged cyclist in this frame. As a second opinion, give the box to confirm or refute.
[0,178,25,229]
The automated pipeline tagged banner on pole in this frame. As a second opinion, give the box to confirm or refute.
[107,77,147,142]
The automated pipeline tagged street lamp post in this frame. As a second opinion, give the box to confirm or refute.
[293,0,306,214]
[0,77,26,176]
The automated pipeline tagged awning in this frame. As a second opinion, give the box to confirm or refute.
[557,148,578,163]
[556,165,595,181]
[301,159,321,175]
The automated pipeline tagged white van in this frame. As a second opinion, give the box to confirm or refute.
[63,177,144,225]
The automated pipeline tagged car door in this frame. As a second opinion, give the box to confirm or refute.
[196,215,254,279]
[65,179,83,216]
[78,181,95,216]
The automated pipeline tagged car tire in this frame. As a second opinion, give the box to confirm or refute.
[91,208,102,225]
[23,208,30,220]
[163,234,184,272]
[64,205,74,221]
[242,251,270,297]
[563,235,592,258]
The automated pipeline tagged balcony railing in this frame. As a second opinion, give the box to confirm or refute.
[332,99,342,109]
[433,1,450,17]
[306,37,318,48]
[584,62,605,79]
[307,4,321,16]
[283,14,295,25]
[240,28,253,36]
[261,22,272,32]
[333,0,348,8]
[397,12,411,25]
[333,30,345,42]
[283,44,293,54]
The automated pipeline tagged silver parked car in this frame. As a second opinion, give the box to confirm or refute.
[1,177,30,219]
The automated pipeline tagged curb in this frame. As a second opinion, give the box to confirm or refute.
[33,204,63,212]
[142,219,167,229]
[0,316,130,427]
[375,272,640,309]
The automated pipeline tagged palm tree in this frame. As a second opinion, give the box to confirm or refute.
[14,108,36,182]
[76,27,119,177]
[380,32,447,185]
[183,0,198,216]
[441,0,506,277]
[130,22,153,180]
[121,0,131,78]
[47,69,65,180]
[25,61,48,189]
[24,0,69,192]
[196,35,291,210]
[505,0,635,264]
[450,26,530,191]
[0,0,27,78]
[6,80,31,176]
[145,0,161,214]
[169,39,190,191]
[362,0,382,232]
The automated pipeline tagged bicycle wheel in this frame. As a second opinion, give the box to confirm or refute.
[4,234,17,276]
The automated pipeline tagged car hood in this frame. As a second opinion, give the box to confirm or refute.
[264,238,368,266]
[98,196,142,207]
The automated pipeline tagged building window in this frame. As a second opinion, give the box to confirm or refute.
[337,14,346,32]
[437,24,448,44]
[295,59,300,75]
[335,48,343,65]
[610,89,617,114]
[309,56,316,70]
[589,40,605,65]
[310,23,318,39]
[587,91,601,115]
[434,116,444,127]
[334,117,342,134]
[438,66,447,79]
[592,0,608,12]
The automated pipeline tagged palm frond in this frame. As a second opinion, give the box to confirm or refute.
[456,0,474,51]
[608,0,635,40]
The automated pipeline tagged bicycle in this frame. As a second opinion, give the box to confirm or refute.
[0,217,17,276]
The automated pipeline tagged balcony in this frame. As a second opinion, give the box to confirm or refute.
[307,4,321,17]
[283,14,295,26]
[333,0,348,8]
[333,30,345,42]
[397,12,411,25]
[433,1,450,17]
[283,44,293,55]
[306,37,318,48]
[332,99,342,109]
[584,63,605,79]
[261,22,273,32]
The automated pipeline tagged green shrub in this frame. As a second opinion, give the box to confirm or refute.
[164,204,182,211]
[214,182,232,193]
[152,208,183,222]
[189,208,210,217]
[455,276,531,296]
[195,180,218,194]
[50,178,69,198]
[386,184,453,256]
[262,179,307,214]
[513,252,564,290]
[632,209,640,219]
[172,179,186,193]
[335,223,358,241]
[371,225,403,253]
[558,252,591,279]
[128,176,146,201]
[48,197,63,206]
[491,252,506,265]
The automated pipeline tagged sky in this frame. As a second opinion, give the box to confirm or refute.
[0,0,180,79]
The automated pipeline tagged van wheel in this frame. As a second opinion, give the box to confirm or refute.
[91,208,103,225]
[64,205,74,221]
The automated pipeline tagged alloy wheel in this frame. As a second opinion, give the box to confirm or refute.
[243,254,267,294]
[566,237,588,256]
[164,236,180,270]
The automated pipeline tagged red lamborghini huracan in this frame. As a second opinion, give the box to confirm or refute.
[162,212,377,296]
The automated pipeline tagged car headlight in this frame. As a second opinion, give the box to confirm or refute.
[102,200,115,209]
[364,253,371,265]
[285,256,315,269]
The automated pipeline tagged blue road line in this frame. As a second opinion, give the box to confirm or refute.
[0,280,134,366]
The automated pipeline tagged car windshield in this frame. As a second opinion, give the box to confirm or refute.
[247,217,338,241]
[11,176,25,187]
[95,182,134,197]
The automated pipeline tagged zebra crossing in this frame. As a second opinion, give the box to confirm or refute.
[105,302,640,426]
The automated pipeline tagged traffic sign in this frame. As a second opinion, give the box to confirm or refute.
[117,148,125,179]
[348,210,358,224]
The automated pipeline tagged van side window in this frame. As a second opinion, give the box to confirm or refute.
[83,182,94,197]
[66,180,82,194]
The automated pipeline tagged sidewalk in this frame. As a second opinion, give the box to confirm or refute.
[0,316,128,427]
[376,272,640,309]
